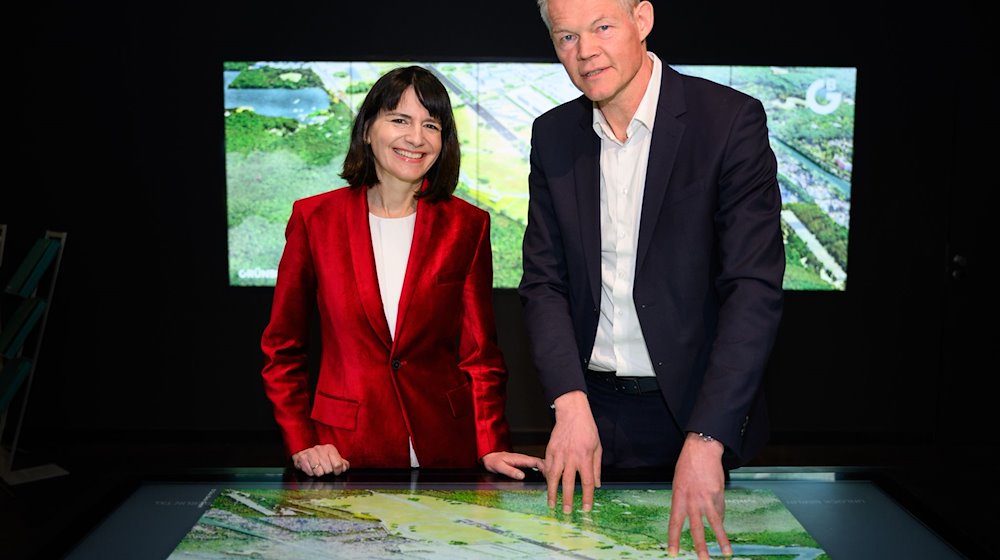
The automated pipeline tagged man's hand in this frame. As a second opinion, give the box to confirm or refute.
[667,433,729,559]
[292,444,350,477]
[544,390,602,513]
[482,451,545,480]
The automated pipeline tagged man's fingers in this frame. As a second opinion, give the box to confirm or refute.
[593,447,602,488]
[578,464,595,512]
[706,501,730,556]
[561,466,577,513]
[666,520,683,555]
[688,514,709,559]
[666,496,685,556]
[574,444,601,512]
[714,528,732,557]
[579,481,595,512]
[545,459,562,509]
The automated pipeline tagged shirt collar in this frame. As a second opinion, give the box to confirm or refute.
[592,51,663,142]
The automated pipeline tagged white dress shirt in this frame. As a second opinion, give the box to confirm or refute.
[588,52,663,378]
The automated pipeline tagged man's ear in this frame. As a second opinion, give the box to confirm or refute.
[635,1,654,43]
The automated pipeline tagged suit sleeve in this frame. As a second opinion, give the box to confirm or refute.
[261,202,320,457]
[687,96,785,455]
[458,213,513,458]
[518,128,589,405]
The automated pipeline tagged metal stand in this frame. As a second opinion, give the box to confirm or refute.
[0,223,6,333]
[0,230,69,485]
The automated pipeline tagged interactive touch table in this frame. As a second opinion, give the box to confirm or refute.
[63,467,966,559]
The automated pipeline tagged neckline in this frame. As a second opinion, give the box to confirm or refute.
[369,211,417,222]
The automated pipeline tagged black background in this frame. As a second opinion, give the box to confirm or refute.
[2,1,994,453]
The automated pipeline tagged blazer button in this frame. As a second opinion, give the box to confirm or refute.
[391,359,402,371]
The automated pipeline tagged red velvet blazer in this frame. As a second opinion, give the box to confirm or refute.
[261,185,512,468]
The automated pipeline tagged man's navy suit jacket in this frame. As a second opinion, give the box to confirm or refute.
[519,63,785,466]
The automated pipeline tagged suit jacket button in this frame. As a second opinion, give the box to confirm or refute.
[391,359,402,370]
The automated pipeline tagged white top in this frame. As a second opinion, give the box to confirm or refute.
[588,52,663,378]
[369,211,420,467]
[369,212,416,339]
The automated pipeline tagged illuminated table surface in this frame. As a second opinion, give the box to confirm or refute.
[64,467,967,559]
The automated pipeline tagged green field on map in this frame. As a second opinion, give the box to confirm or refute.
[168,486,828,559]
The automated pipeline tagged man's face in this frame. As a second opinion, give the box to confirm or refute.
[546,0,651,109]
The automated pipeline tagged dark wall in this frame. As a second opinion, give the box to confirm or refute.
[2,1,992,448]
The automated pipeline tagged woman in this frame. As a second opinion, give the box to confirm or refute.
[261,66,542,479]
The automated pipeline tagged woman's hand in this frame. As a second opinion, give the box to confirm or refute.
[482,451,545,480]
[292,444,350,477]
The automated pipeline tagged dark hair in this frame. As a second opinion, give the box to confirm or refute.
[340,65,460,202]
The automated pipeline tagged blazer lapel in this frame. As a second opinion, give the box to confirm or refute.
[346,185,392,350]
[573,108,602,309]
[637,66,687,273]
[392,194,435,346]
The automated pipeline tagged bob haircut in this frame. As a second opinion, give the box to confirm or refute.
[340,65,460,202]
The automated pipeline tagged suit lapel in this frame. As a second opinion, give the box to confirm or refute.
[346,185,392,350]
[573,105,602,308]
[637,66,687,273]
[393,194,435,347]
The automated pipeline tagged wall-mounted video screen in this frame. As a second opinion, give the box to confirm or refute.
[225,61,856,290]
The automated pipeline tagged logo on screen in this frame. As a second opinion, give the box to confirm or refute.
[806,78,842,115]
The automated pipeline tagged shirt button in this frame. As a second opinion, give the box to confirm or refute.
[391,359,401,370]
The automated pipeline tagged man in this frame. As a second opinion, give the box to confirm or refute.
[518,0,785,557]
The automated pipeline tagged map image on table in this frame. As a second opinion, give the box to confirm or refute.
[224,61,855,291]
[167,486,828,559]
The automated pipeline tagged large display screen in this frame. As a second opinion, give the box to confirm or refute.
[167,486,823,558]
[64,472,967,560]
[225,61,856,290]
